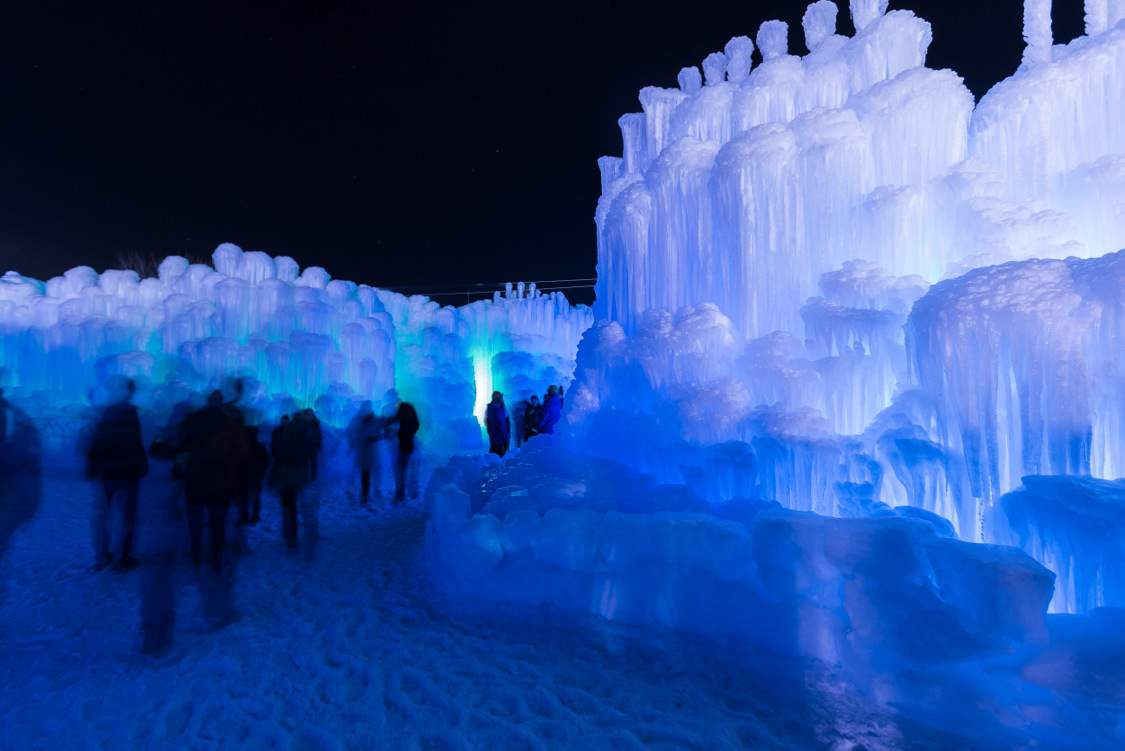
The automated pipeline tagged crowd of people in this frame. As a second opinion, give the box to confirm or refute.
[3,375,566,657]
[80,379,426,655]
[483,384,565,458]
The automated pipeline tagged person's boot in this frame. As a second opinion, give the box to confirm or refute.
[115,555,140,572]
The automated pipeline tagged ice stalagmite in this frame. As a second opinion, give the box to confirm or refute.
[1022,0,1053,66]
[1086,0,1108,35]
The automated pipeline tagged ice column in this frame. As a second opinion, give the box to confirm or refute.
[677,66,702,95]
[1086,0,1108,35]
[850,0,888,32]
[803,1,838,50]
[756,21,789,60]
[723,37,754,83]
[1112,0,1125,26]
[1023,0,1053,65]
[702,52,727,86]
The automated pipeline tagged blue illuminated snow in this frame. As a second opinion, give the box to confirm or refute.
[4,1,1125,747]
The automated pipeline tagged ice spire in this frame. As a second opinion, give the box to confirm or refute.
[850,0,889,32]
[677,66,702,95]
[1023,0,1053,65]
[702,51,728,86]
[756,21,789,60]
[803,1,839,51]
[723,36,755,82]
[1086,0,1108,35]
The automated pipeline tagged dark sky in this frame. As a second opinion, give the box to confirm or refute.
[0,1,1085,302]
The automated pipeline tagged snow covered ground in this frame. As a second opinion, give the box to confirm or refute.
[6,469,1110,750]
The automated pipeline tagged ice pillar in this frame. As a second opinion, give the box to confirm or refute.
[1086,0,1108,35]
[702,52,727,86]
[756,21,789,60]
[723,36,755,82]
[850,0,888,32]
[1023,0,1053,65]
[803,1,838,50]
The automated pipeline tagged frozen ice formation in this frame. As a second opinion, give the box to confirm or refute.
[1002,475,1125,613]
[908,251,1125,502]
[425,442,1055,665]
[596,1,1125,339]
[0,244,592,450]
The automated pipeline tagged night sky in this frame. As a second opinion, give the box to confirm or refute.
[0,1,1085,303]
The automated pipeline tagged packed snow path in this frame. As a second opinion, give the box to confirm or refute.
[0,472,1088,750]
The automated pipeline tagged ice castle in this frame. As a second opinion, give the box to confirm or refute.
[3,0,1125,650]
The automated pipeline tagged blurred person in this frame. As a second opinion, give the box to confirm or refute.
[179,390,247,629]
[0,401,43,569]
[240,425,269,525]
[512,397,528,448]
[86,379,148,571]
[271,414,312,550]
[485,391,511,457]
[523,395,542,442]
[180,390,247,570]
[348,403,382,505]
[388,401,420,503]
[296,409,323,481]
[539,385,562,435]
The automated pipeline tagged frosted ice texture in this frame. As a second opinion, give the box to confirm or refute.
[0,244,592,451]
[802,1,838,51]
[596,2,1125,340]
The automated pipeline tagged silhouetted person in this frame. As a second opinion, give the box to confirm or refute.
[271,415,311,549]
[485,391,510,457]
[86,379,148,571]
[512,398,528,448]
[180,390,247,570]
[523,395,542,442]
[348,404,382,504]
[241,425,269,525]
[390,402,420,503]
[539,385,562,435]
[140,403,194,656]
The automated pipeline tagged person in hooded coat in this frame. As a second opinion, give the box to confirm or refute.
[538,385,562,435]
[485,391,511,457]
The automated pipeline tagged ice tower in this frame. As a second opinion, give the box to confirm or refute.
[595,0,1125,343]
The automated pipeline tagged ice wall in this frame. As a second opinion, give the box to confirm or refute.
[375,283,593,452]
[0,245,396,422]
[1002,475,1125,613]
[425,442,1055,666]
[908,250,1125,504]
[0,245,592,452]
[596,1,1125,342]
[596,2,968,337]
